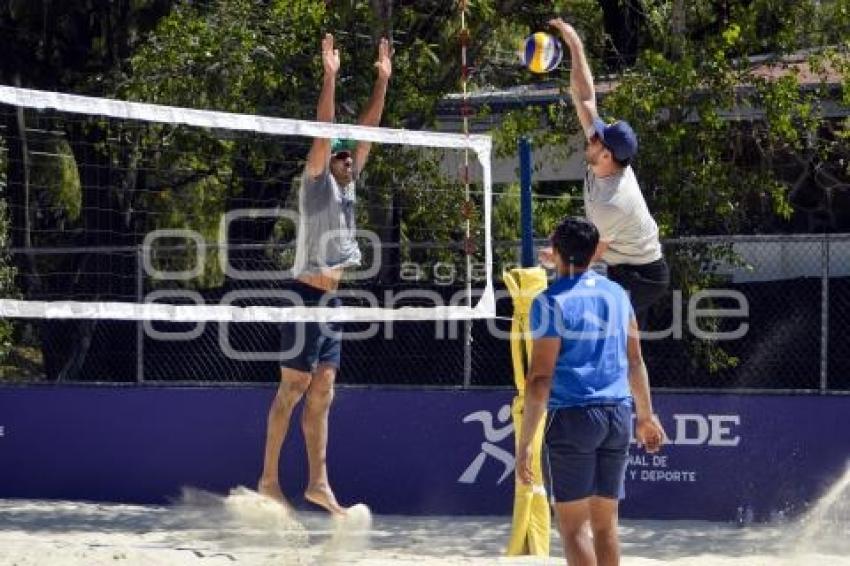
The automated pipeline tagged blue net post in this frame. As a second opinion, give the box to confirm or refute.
[519,136,534,267]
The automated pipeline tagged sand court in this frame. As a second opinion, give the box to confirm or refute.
[1,475,848,566]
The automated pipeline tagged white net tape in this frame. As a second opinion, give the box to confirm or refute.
[0,301,486,322]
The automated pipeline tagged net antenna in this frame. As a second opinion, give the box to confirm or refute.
[0,85,495,323]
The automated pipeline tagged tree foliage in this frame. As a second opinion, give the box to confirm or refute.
[486,0,848,373]
[0,1,847,379]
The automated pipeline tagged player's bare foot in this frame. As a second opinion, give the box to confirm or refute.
[258,479,292,510]
[305,484,346,516]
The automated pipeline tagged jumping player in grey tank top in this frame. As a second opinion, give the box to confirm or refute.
[258,32,391,516]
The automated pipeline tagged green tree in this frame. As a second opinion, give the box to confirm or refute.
[0,1,176,378]
[487,0,849,375]
[0,0,846,382]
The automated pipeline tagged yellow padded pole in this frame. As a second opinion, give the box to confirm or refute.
[504,267,550,556]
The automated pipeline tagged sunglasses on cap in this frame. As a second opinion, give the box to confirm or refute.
[332,150,352,161]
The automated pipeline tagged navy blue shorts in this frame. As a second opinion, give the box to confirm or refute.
[279,281,342,372]
[544,403,632,503]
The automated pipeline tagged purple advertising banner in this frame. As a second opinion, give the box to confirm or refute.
[0,385,847,521]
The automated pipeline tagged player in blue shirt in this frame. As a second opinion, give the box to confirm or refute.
[517,216,666,566]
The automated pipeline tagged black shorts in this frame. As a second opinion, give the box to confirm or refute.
[544,404,632,503]
[279,281,342,372]
[607,258,669,328]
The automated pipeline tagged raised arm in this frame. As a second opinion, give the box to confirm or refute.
[305,33,340,179]
[627,317,666,453]
[353,37,392,172]
[550,18,598,138]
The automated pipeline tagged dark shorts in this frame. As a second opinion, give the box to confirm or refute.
[544,403,632,503]
[608,258,669,328]
[279,281,342,373]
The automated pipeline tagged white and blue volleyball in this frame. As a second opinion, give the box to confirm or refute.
[521,32,563,74]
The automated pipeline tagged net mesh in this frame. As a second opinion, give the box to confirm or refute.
[0,85,494,323]
[0,85,497,383]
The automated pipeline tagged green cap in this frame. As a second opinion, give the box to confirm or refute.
[331,138,357,154]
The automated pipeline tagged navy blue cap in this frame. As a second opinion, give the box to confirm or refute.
[592,117,638,161]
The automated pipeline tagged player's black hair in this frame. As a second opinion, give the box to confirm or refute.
[550,216,599,268]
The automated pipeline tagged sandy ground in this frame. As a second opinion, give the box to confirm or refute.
[0,487,848,566]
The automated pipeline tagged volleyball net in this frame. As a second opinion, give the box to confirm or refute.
[0,85,500,382]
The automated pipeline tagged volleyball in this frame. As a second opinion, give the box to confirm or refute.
[521,32,563,74]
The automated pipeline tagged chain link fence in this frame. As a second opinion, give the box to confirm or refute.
[2,235,849,392]
[641,236,832,391]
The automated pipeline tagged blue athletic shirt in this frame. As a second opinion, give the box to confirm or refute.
[529,271,634,409]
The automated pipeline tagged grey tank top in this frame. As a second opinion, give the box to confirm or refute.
[292,168,361,277]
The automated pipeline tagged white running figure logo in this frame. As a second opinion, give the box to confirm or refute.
[458,403,515,484]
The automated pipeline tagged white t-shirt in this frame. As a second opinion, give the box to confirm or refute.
[583,166,662,266]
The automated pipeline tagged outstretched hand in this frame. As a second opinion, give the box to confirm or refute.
[374,37,392,81]
[322,33,340,77]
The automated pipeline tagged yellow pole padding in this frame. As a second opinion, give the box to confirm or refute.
[504,267,550,557]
